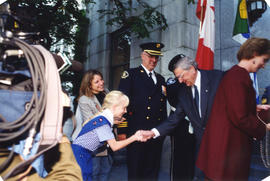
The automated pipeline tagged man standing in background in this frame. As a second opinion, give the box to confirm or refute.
[118,42,167,181]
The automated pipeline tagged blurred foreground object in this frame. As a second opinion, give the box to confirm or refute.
[0,1,82,179]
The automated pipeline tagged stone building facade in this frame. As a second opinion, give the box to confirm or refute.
[85,0,270,96]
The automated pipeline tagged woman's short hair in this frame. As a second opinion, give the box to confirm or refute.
[237,37,270,62]
[102,90,129,110]
[79,69,104,98]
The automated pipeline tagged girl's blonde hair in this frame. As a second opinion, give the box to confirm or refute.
[102,90,129,110]
[83,90,129,125]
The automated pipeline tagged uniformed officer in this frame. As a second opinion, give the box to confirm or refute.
[166,54,196,181]
[118,42,167,181]
[262,85,270,105]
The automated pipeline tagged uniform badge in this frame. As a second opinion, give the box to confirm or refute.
[262,98,267,104]
[121,71,129,79]
[156,43,160,48]
[166,77,176,85]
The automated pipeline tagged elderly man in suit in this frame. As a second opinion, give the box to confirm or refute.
[142,54,223,180]
[118,42,167,181]
[166,54,196,181]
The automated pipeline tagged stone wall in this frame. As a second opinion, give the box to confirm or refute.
[86,0,270,95]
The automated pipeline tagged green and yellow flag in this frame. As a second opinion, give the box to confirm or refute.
[232,0,250,44]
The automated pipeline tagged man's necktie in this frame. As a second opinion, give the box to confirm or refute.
[149,72,154,83]
[194,85,200,115]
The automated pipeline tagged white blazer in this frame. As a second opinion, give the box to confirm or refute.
[71,89,108,141]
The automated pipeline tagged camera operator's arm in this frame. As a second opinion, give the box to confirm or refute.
[28,136,83,181]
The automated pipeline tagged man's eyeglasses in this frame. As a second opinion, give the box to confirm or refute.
[175,70,187,80]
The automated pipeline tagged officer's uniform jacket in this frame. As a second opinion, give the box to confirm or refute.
[118,65,167,136]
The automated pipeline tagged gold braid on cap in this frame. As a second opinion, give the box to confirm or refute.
[144,50,163,56]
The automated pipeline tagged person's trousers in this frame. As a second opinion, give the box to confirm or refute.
[92,154,113,181]
[170,119,196,181]
[127,137,164,181]
[193,142,205,181]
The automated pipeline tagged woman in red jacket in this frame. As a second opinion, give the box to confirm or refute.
[196,37,270,181]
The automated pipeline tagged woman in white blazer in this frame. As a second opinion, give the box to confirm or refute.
[72,69,111,181]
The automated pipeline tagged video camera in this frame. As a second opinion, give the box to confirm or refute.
[0,1,66,179]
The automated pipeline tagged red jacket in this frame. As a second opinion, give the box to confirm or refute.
[196,65,265,181]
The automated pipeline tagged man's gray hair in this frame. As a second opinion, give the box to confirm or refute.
[174,56,198,71]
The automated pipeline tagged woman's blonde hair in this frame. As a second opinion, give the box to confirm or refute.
[83,90,129,125]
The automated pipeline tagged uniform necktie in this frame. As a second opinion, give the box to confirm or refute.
[149,72,154,83]
[194,85,200,115]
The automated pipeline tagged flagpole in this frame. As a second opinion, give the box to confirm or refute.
[219,0,222,70]
[199,2,203,34]
[245,0,250,35]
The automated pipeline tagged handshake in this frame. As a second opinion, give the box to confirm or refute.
[133,130,156,142]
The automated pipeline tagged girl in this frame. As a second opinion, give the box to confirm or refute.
[72,90,145,181]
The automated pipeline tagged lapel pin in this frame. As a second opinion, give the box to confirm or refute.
[205,89,208,92]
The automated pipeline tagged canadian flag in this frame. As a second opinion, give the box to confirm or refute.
[195,0,215,70]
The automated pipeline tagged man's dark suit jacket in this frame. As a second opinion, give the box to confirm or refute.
[156,69,223,144]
